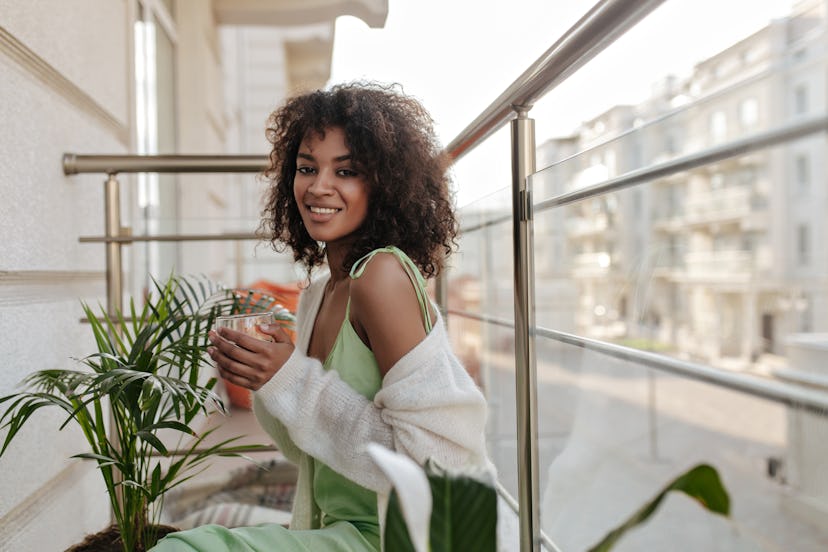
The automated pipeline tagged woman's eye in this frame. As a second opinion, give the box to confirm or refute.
[297,166,316,175]
[337,168,359,177]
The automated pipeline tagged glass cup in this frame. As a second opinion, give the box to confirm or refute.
[214,312,276,343]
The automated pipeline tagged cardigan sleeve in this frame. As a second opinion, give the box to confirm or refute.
[252,316,492,495]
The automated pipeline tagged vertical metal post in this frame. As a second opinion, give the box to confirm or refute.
[105,173,124,317]
[511,107,540,552]
[104,173,124,521]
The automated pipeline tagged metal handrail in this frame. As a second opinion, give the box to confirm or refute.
[458,114,828,234]
[79,232,260,243]
[447,310,828,415]
[445,0,665,161]
[534,114,828,211]
[63,153,267,174]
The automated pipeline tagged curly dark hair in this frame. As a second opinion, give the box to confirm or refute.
[260,81,457,278]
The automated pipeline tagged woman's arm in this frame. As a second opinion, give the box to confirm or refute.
[348,251,436,377]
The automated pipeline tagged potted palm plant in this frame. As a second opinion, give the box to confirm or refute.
[0,274,293,552]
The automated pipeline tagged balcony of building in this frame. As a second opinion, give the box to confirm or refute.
[683,186,767,226]
[682,249,757,281]
[3,1,828,552]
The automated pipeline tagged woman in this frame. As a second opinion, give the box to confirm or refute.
[151,82,493,551]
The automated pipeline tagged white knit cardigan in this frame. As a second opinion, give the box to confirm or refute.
[252,270,494,531]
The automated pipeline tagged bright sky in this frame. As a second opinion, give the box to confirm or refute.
[330,0,794,206]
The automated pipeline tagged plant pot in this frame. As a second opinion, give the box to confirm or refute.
[66,524,179,552]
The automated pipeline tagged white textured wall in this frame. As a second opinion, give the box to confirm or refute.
[0,0,129,549]
[174,1,241,285]
[1,0,130,124]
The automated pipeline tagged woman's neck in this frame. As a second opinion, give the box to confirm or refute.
[324,240,352,283]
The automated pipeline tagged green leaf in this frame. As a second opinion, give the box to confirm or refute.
[382,458,498,552]
[385,490,418,552]
[137,430,168,456]
[150,463,163,498]
[141,420,195,436]
[427,462,497,552]
[72,452,122,468]
[587,464,730,552]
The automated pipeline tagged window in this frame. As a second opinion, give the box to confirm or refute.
[739,98,759,129]
[800,293,813,332]
[794,85,809,115]
[665,134,676,155]
[795,154,810,192]
[134,0,179,291]
[710,111,727,143]
[797,224,810,265]
[739,167,756,186]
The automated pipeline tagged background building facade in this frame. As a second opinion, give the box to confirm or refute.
[535,0,828,369]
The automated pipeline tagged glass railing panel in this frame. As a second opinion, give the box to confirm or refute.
[442,0,828,547]
[529,113,828,550]
[451,186,519,497]
[533,344,828,550]
[531,133,828,550]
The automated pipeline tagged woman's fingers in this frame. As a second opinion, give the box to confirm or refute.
[207,326,295,391]
[213,354,260,388]
[208,343,269,389]
[213,327,270,352]
[256,323,293,343]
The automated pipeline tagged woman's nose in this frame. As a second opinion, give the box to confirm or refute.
[307,167,334,195]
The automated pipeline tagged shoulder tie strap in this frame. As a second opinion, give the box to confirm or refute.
[350,246,432,333]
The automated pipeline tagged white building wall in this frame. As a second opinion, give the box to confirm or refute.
[0,1,131,548]
[174,1,241,287]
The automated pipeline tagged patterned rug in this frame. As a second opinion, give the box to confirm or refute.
[162,457,298,530]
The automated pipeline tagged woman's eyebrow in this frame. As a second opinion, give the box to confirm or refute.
[295,153,353,162]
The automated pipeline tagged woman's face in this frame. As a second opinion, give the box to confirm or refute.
[293,126,370,246]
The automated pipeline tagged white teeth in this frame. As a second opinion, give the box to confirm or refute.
[309,206,338,214]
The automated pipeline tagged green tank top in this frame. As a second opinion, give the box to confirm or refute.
[312,246,432,549]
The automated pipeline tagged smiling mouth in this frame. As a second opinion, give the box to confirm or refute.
[308,206,340,214]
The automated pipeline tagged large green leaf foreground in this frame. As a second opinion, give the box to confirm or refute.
[588,463,730,552]
[367,443,730,552]
[368,443,497,552]
[0,274,294,552]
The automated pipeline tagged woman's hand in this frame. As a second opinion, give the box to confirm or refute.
[207,323,294,391]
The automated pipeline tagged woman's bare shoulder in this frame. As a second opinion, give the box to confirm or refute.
[350,251,413,300]
[349,251,427,371]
